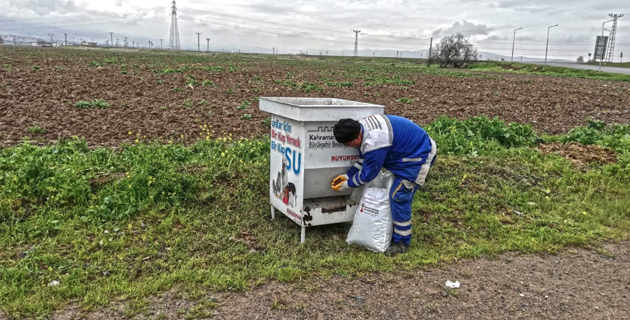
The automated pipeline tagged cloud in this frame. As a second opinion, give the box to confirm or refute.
[4,0,82,16]
[482,35,508,42]
[432,20,493,38]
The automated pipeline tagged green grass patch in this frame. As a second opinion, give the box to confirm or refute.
[585,61,630,69]
[72,99,110,109]
[470,61,630,81]
[28,126,46,134]
[1,117,629,318]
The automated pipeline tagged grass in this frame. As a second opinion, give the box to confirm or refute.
[73,99,110,109]
[585,61,630,69]
[1,117,629,318]
[28,126,46,134]
[470,61,630,81]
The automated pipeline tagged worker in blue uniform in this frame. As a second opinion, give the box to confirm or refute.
[331,115,437,256]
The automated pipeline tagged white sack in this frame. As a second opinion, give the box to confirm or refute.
[346,170,394,253]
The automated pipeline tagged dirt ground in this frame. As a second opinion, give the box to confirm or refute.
[1,47,630,147]
[4,240,617,320]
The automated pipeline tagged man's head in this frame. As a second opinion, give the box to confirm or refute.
[333,118,361,147]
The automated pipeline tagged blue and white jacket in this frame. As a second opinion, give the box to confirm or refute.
[346,115,436,187]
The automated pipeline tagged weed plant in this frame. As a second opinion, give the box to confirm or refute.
[470,62,630,81]
[73,99,110,109]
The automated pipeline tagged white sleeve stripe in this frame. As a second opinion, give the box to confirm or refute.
[415,138,437,186]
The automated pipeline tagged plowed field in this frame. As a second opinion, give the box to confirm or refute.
[2,46,630,147]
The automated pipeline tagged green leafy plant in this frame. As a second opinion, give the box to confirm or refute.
[186,75,200,86]
[29,126,46,134]
[426,116,539,155]
[73,99,110,109]
[237,100,251,110]
[397,97,413,104]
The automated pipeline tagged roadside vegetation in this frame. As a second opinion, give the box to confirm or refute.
[585,61,630,69]
[469,61,630,81]
[1,117,629,318]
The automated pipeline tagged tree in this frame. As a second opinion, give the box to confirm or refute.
[576,56,584,63]
[0,36,4,45]
[430,33,478,68]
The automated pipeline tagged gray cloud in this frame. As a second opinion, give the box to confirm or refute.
[5,0,81,16]
[432,21,493,38]
[483,35,508,41]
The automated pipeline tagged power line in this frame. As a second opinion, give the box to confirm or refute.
[177,14,428,50]
[177,10,431,46]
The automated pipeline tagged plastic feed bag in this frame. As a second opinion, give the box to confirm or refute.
[346,171,394,253]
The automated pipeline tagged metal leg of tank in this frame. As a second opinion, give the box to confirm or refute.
[300,226,306,244]
[270,205,275,220]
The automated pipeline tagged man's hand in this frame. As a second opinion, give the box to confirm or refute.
[331,174,350,192]
[332,174,348,186]
[332,180,349,192]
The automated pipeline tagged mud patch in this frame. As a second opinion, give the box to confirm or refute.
[537,142,617,171]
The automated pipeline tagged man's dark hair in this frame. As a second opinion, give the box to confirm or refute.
[333,118,360,143]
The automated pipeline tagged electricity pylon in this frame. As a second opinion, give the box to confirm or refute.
[606,13,624,62]
[169,0,181,50]
[353,30,361,57]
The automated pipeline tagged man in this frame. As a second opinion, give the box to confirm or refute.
[331,115,436,256]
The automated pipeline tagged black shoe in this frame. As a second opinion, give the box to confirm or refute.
[385,242,409,256]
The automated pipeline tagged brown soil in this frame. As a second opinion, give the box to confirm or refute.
[35,240,628,320]
[1,47,630,147]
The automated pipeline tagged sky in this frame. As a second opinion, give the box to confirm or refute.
[0,0,629,61]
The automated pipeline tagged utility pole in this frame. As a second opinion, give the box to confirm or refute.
[544,24,558,65]
[64,33,68,46]
[511,27,522,62]
[353,30,361,57]
[196,32,201,51]
[206,38,210,52]
[427,37,433,66]
[110,32,114,47]
[116,38,119,47]
[124,37,127,48]
[160,39,163,49]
